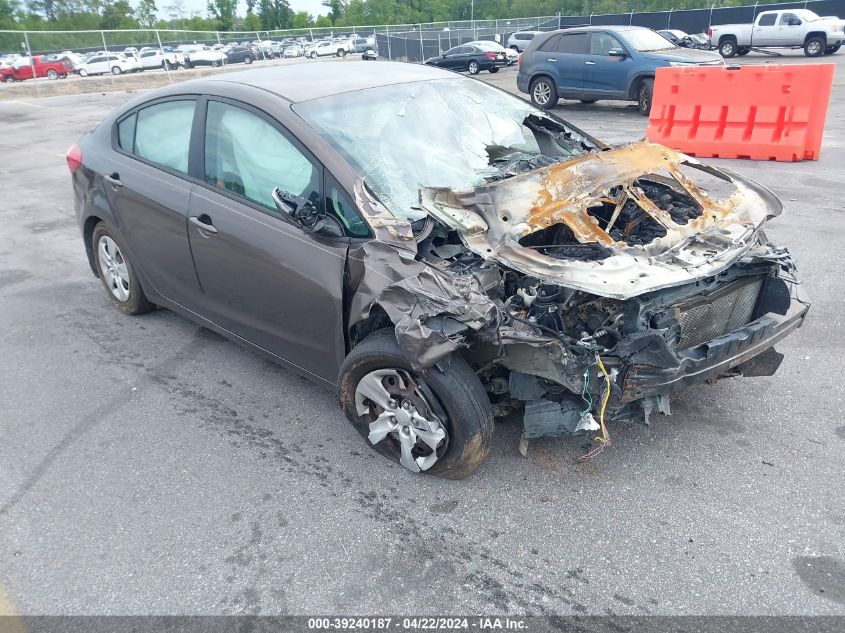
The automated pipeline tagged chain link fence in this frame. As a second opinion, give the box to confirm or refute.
[1,0,843,94]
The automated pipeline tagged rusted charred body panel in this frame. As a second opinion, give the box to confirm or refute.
[345,141,808,433]
[420,141,783,300]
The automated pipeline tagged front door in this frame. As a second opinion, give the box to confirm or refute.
[583,31,629,98]
[186,98,348,384]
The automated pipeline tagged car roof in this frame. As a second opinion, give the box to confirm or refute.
[194,62,458,103]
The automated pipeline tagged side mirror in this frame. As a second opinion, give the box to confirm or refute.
[608,48,627,57]
[272,188,324,234]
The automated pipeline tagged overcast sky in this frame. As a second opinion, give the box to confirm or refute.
[173,0,328,19]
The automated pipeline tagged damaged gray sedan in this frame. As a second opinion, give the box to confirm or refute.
[70,63,808,479]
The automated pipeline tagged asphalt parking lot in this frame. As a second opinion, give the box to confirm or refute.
[1,53,844,617]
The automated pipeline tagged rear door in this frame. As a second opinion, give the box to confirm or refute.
[772,12,803,45]
[583,31,629,98]
[542,31,588,94]
[185,97,348,383]
[105,97,204,305]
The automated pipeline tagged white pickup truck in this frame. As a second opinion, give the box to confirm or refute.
[708,9,844,57]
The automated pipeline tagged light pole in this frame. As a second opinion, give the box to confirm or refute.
[471,0,475,39]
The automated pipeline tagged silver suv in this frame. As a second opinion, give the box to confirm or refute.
[506,30,542,51]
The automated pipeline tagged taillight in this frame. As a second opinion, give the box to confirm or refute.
[66,144,82,173]
[518,52,522,67]
[707,27,713,38]
[485,51,496,59]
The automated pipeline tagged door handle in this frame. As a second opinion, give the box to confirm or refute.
[585,60,597,65]
[103,172,122,187]
[546,58,557,62]
[189,214,218,234]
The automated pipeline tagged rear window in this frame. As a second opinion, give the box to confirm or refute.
[557,33,587,54]
[515,33,535,40]
[538,34,561,52]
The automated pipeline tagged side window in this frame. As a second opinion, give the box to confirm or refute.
[204,100,319,212]
[133,100,195,173]
[557,33,587,54]
[325,173,369,237]
[779,12,799,25]
[759,13,777,26]
[117,112,137,151]
[590,32,624,55]
[538,34,561,52]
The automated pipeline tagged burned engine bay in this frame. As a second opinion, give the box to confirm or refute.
[346,134,809,453]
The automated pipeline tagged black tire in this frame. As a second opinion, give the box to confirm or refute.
[804,36,825,57]
[579,99,597,104]
[2,75,14,82]
[637,77,654,116]
[825,44,841,55]
[185,61,193,69]
[509,45,519,51]
[718,37,737,58]
[46,69,58,80]
[338,329,494,479]
[467,60,480,75]
[529,75,558,109]
[78,69,88,77]
[243,55,252,64]
[111,66,122,75]
[337,49,346,57]
[211,60,219,67]
[737,47,751,56]
[163,60,171,70]
[488,66,499,73]
[91,223,154,316]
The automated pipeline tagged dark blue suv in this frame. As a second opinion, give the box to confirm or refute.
[517,26,723,115]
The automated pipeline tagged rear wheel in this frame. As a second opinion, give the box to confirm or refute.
[825,43,841,55]
[338,329,494,479]
[337,49,346,57]
[467,60,480,75]
[718,37,737,58]
[243,55,252,64]
[111,66,122,75]
[804,36,825,57]
[78,69,88,77]
[46,69,58,80]
[529,76,558,109]
[2,75,14,82]
[488,66,499,73]
[91,223,154,316]
[163,60,171,70]
[637,77,654,116]
[211,60,220,67]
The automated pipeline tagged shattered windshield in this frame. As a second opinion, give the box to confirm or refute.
[294,78,596,221]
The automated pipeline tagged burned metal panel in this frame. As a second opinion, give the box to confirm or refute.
[420,141,781,299]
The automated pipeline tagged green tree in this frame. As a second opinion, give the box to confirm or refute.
[258,0,291,30]
[135,0,156,27]
[321,0,344,24]
[0,0,19,29]
[207,0,236,30]
[242,10,259,29]
[291,9,311,27]
[100,0,137,28]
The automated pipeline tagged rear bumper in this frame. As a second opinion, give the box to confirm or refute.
[621,295,809,401]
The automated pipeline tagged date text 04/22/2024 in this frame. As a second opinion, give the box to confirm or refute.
[307,617,527,630]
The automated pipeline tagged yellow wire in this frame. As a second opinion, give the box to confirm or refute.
[595,355,611,445]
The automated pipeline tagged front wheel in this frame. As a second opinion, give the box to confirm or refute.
[211,60,219,67]
[78,69,88,77]
[46,69,58,80]
[804,37,825,57]
[337,49,346,57]
[529,76,558,109]
[111,66,122,75]
[163,60,171,70]
[825,43,841,55]
[467,60,480,75]
[339,329,494,479]
[718,38,737,58]
[91,223,154,316]
[637,77,654,116]
[488,66,499,73]
[243,56,252,64]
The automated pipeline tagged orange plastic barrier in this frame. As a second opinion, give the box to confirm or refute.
[646,64,834,162]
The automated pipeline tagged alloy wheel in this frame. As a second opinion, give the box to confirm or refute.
[533,81,551,105]
[354,368,448,473]
[97,235,130,302]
